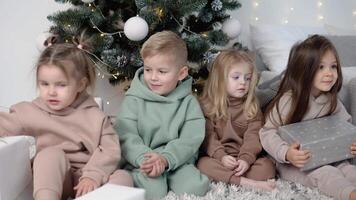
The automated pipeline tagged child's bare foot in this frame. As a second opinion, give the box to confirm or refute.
[350,190,356,200]
[240,177,276,191]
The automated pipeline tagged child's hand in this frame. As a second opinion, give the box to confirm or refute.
[74,177,98,198]
[140,152,168,177]
[286,143,310,168]
[221,155,238,170]
[351,142,356,155]
[234,159,250,176]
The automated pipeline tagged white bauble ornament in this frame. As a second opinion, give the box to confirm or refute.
[36,32,53,52]
[222,18,242,39]
[81,0,95,3]
[124,16,149,41]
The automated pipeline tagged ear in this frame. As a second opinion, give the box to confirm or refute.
[77,77,88,92]
[178,66,189,81]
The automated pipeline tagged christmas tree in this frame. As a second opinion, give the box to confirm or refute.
[47,0,243,92]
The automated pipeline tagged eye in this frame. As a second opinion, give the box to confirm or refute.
[39,82,48,86]
[331,64,338,69]
[319,65,324,70]
[144,68,151,72]
[159,70,168,74]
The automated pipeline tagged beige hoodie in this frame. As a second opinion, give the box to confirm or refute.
[0,93,120,186]
[259,91,351,164]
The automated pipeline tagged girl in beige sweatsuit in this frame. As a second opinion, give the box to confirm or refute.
[260,35,356,200]
[0,40,132,200]
[197,50,276,191]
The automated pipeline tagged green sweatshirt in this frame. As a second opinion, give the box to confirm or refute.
[115,67,205,171]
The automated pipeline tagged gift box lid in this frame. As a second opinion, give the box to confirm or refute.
[278,115,356,144]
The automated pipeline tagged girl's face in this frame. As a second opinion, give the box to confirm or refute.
[37,64,86,111]
[311,50,338,97]
[226,62,252,98]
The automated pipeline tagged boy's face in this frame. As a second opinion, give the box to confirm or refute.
[143,53,187,96]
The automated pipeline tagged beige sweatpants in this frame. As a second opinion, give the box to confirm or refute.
[277,160,356,200]
[32,147,133,200]
[197,156,276,185]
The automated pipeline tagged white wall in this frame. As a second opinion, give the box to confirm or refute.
[232,0,356,48]
[0,0,355,116]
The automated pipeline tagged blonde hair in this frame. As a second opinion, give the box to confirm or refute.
[140,31,187,67]
[201,50,259,121]
[35,36,96,93]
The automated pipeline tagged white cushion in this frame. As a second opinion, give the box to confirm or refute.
[250,24,327,73]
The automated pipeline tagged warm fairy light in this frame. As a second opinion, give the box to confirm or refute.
[106,101,110,105]
[100,33,105,37]
[88,3,92,7]
[283,19,289,24]
[67,24,71,27]
[318,15,324,20]
[254,2,259,7]
[155,7,164,18]
[97,72,101,76]
[353,11,356,16]
[317,1,323,7]
[255,17,259,21]
[201,32,208,37]
[290,7,294,11]
[101,75,105,79]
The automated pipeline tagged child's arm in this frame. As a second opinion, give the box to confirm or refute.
[115,97,152,168]
[0,105,26,136]
[80,116,121,186]
[201,118,228,161]
[160,97,205,171]
[259,94,293,163]
[238,111,263,165]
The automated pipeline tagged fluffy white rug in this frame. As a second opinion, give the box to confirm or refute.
[163,179,333,200]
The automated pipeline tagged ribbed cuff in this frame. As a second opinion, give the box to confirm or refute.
[213,148,228,161]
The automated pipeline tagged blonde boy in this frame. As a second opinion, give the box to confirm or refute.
[115,31,209,199]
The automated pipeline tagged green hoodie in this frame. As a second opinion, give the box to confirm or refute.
[115,67,205,171]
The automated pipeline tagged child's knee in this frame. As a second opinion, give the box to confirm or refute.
[108,169,133,187]
[172,173,210,196]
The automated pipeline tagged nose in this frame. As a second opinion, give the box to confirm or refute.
[324,67,334,77]
[151,71,158,81]
[48,85,57,96]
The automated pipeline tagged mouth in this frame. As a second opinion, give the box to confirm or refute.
[321,80,333,85]
[150,83,161,89]
[48,99,60,105]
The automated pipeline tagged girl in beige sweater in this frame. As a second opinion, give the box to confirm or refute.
[0,37,132,200]
[197,50,276,191]
[260,35,356,200]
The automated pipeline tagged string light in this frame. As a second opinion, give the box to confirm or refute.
[353,11,356,16]
[317,1,323,7]
[290,7,294,11]
[253,2,259,7]
[283,19,289,24]
[318,15,324,20]
[106,101,110,105]
[255,17,259,21]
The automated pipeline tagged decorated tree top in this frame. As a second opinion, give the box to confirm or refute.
[47,0,243,92]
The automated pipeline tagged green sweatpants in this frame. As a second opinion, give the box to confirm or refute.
[131,164,210,199]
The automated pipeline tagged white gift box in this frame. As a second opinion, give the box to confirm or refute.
[75,184,145,200]
[0,136,35,200]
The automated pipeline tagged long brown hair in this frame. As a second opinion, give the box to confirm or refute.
[200,50,259,121]
[265,35,342,125]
